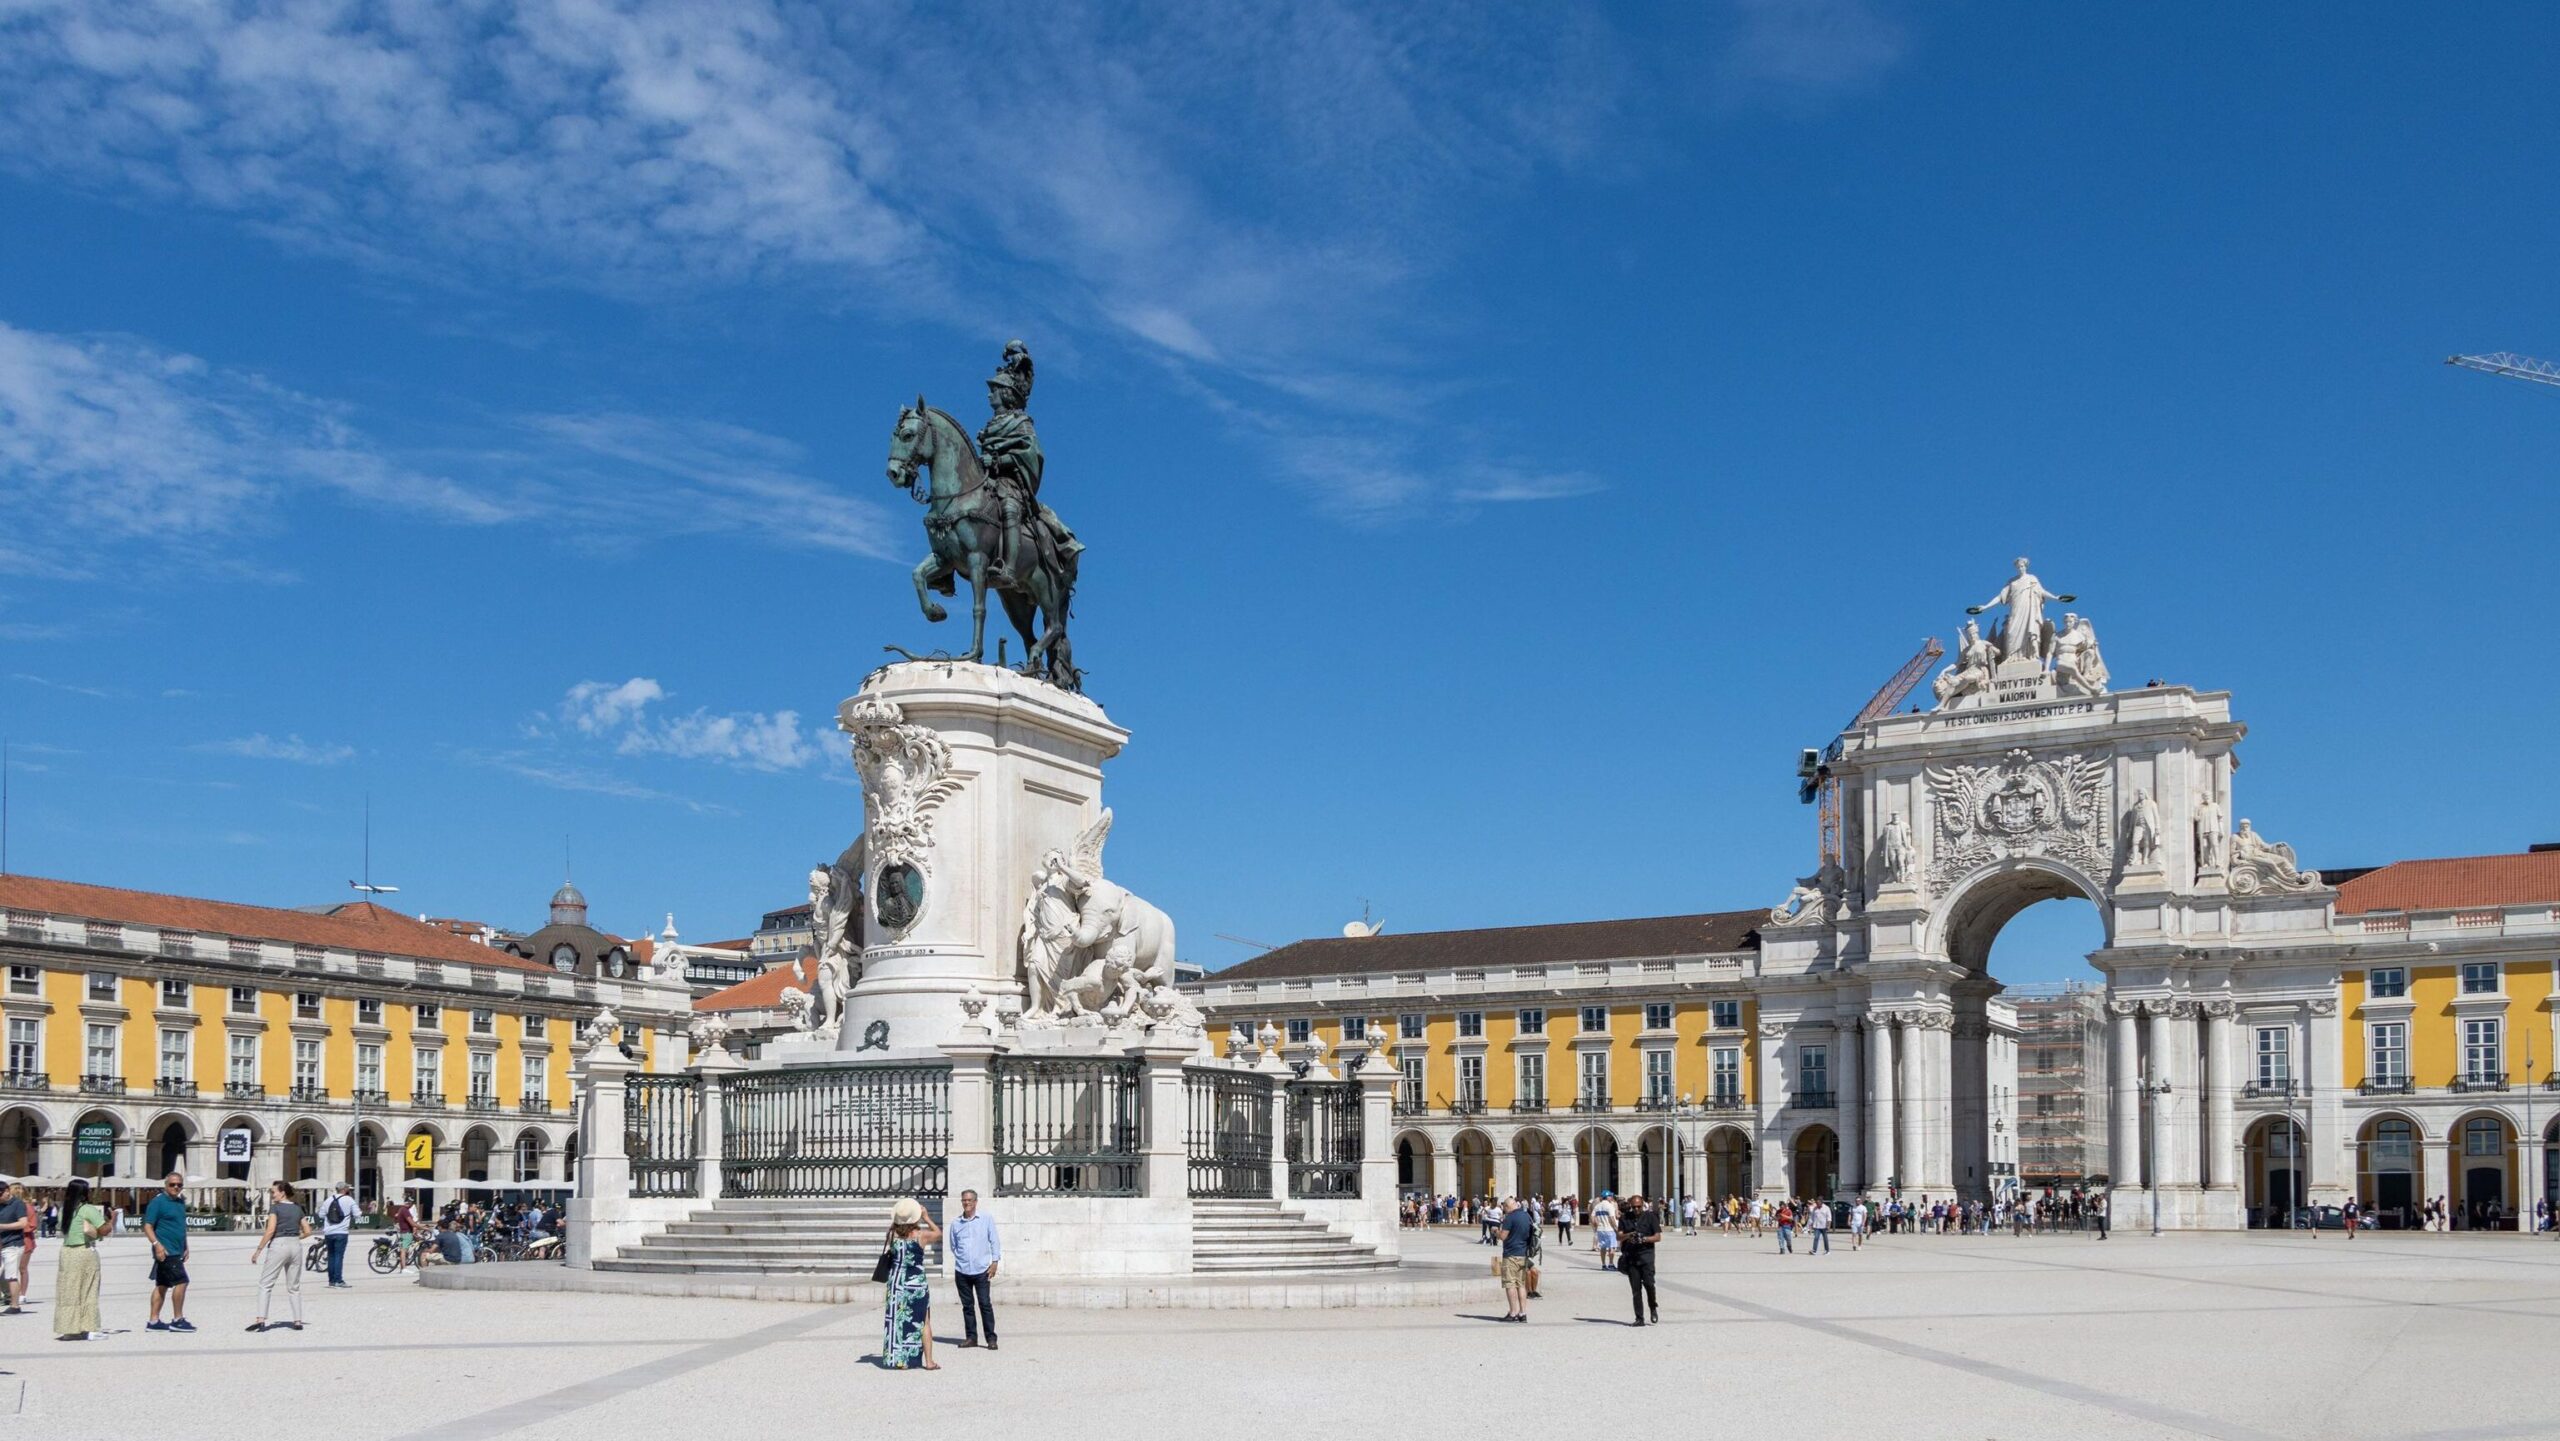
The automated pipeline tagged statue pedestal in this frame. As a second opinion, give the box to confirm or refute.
[837,661,1126,1059]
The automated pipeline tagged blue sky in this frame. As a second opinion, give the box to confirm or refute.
[1,3,2554,984]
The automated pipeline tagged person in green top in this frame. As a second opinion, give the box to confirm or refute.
[53,1177,117,1341]
[140,1172,194,1332]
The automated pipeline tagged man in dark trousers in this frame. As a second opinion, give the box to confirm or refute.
[945,1190,1001,1350]
[1618,1193,1662,1326]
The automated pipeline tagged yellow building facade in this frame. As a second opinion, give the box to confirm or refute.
[0,875,693,1205]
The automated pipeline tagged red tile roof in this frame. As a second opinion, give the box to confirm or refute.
[696,955,812,1012]
[0,873,555,975]
[2334,850,2560,914]
[1208,909,1765,983]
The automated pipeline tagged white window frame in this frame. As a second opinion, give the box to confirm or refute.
[1799,1043,1829,1098]
[1518,1051,1546,1104]
[2368,1021,2407,1084]
[1516,1007,1545,1035]
[1710,999,1741,1030]
[226,1032,258,1085]
[2255,1026,2291,1088]
[1398,1055,1423,1107]
[412,1048,442,1100]
[1579,1005,1608,1033]
[1642,1048,1673,1101]
[1396,1013,1424,1041]
[414,1002,440,1029]
[293,1037,322,1093]
[1642,1001,1673,1031]
[468,1050,496,1101]
[1456,1054,1485,1108]
[1285,1017,1311,1045]
[2366,967,2407,999]
[1456,1011,1484,1039]
[157,1026,191,1083]
[85,972,117,1002]
[1341,1015,1367,1042]
[294,992,323,1021]
[158,977,189,1009]
[83,1022,117,1077]
[357,997,383,1025]
[4,1016,38,1076]
[229,985,257,1014]
[1578,1049,1609,1105]
[2463,1019,2501,1083]
[356,1042,384,1095]
[1710,1046,1742,1104]
[5,964,37,997]
[2459,962,2499,996]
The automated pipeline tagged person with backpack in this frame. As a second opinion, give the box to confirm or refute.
[320,1183,359,1288]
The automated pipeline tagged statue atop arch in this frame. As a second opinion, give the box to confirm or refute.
[1932,557,2109,710]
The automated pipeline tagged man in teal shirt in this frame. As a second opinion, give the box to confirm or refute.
[141,1172,194,1332]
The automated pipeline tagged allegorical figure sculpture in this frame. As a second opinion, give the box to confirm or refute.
[2229,818,2321,893]
[2123,789,2161,868]
[2051,613,2110,696]
[883,339,1085,689]
[2195,783,2228,873]
[1015,809,1196,1032]
[1968,556,2075,663]
[1931,620,1997,709]
[1768,859,1846,926]
[1876,810,1917,885]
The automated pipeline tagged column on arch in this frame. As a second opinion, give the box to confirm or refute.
[2149,1002,2199,1188]
[1896,1015,1925,1194]
[1494,1132,1519,1200]
[2109,999,2142,1186]
[1835,1017,1863,1190]
[2202,998,2237,1190]
[1866,1012,1896,1190]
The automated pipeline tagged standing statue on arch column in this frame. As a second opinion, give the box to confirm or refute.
[1966,557,2076,664]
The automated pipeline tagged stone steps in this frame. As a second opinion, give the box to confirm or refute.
[1187,1199,1395,1274]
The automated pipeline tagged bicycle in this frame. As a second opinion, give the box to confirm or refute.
[368,1231,422,1274]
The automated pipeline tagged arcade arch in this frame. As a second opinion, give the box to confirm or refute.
[1450,1129,1493,1200]
[1571,1126,1618,1199]
[0,1107,43,1177]
[1791,1125,1840,1198]
[1513,1128,1556,1199]
[1703,1125,1752,1203]
[1394,1131,1430,1194]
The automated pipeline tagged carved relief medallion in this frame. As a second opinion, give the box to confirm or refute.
[1924,748,2110,897]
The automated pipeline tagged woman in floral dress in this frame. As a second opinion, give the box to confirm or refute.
[881,1198,942,1370]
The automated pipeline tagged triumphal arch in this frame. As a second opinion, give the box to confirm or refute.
[1757,560,2341,1228]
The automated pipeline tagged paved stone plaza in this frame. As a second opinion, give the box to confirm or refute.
[5,1227,2555,1440]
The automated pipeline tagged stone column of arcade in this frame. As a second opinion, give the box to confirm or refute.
[1835,1018,1864,1190]
[2203,999,2238,1192]
[1896,1015,1926,1194]
[2150,1002,2200,1196]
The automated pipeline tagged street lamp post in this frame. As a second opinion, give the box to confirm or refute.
[2144,1068,2174,1237]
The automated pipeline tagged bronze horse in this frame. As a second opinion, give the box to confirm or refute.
[884,400,1078,689]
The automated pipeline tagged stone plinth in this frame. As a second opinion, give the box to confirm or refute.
[838,661,1126,1058]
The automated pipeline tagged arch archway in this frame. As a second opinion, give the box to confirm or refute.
[2453,1112,2516,1230]
[1394,1130,1431,1194]
[1571,1126,1619,1199]
[1791,1124,1840,1198]
[2355,1114,2420,1227]
[2243,1116,2304,1226]
[0,1107,44,1177]
[212,1113,263,1182]
[1704,1124,1752,1204]
[145,1113,194,1177]
[350,1123,389,1207]
[461,1125,499,1184]
[1450,1129,1494,1200]
[514,1128,547,1184]
[1513,1127,1556,1199]
[284,1118,328,1182]
[1635,1125,1674,1199]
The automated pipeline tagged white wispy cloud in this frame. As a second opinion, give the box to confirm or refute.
[0,320,900,570]
[0,3,1901,522]
[197,733,356,766]
[8,672,114,698]
[556,677,825,773]
[454,749,731,815]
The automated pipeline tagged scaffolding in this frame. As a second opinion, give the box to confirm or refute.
[2012,982,2111,1188]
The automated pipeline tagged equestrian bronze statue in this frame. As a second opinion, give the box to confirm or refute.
[883,340,1085,690]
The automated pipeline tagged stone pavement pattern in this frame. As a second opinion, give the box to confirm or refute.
[4,1229,2556,1440]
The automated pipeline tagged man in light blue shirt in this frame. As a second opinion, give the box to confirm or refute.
[946,1189,1000,1351]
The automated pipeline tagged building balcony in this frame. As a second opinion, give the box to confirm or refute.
[1636,1094,1678,1112]
[290,1083,329,1102]
[519,1095,551,1113]
[1787,1090,1836,1110]
[1449,1099,1486,1117]
[1392,1098,1427,1117]
[80,1073,123,1094]
[411,1096,449,1111]
[1570,1099,1612,1114]
[2450,1077,2510,1093]
[0,1070,46,1091]
[353,1088,390,1106]
[2545,1076,2560,1093]
[2242,1081,2297,1099]
[2357,1078,2414,1096]
[1508,1098,1549,1114]
[153,1077,198,1098]
[466,1094,501,1113]
[223,1080,266,1101]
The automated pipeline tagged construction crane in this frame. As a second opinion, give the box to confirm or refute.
[1799,638,1944,867]
[2446,352,2560,390]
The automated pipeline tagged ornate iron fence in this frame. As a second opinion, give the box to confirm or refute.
[1185,1066,1274,1198]
[625,1074,702,1198]
[720,1064,950,1198]
[1286,1080,1363,1199]
[994,1055,1144,1196]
